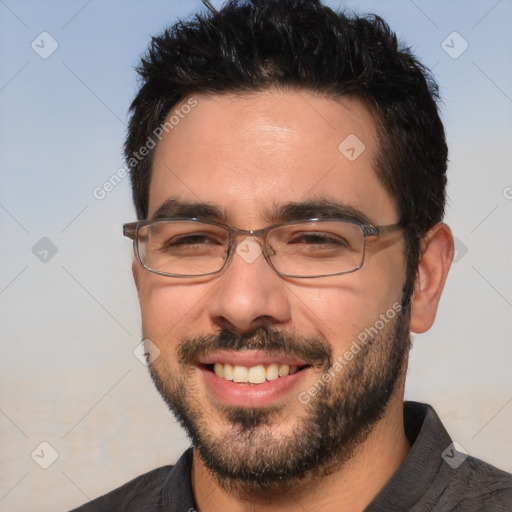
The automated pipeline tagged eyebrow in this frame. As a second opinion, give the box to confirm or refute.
[150,197,373,225]
[151,198,226,221]
[267,198,373,225]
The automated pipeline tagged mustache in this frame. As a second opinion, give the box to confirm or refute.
[178,325,332,369]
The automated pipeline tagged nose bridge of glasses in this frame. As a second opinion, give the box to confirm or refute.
[230,225,260,235]
[227,226,277,263]
[229,225,268,244]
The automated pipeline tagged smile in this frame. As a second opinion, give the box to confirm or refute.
[198,351,312,407]
[210,362,303,384]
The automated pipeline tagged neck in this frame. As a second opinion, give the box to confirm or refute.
[191,389,410,512]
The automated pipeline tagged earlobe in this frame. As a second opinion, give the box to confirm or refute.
[409,223,454,334]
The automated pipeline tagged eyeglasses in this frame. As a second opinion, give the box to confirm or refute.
[123,217,403,279]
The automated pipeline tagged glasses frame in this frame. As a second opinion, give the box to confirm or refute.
[123,217,404,279]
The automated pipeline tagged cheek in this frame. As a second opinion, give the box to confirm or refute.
[294,261,405,354]
[138,277,210,343]
[295,288,379,349]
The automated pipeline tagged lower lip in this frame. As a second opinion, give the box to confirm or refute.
[200,366,309,408]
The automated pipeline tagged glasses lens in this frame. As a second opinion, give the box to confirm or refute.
[268,220,364,277]
[137,220,229,276]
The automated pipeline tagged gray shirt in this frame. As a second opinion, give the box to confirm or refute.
[70,402,512,511]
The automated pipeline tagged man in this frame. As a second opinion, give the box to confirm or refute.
[71,0,511,510]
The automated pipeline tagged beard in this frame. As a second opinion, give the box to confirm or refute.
[148,296,411,497]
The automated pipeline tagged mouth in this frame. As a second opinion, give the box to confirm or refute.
[204,362,309,384]
[197,351,312,408]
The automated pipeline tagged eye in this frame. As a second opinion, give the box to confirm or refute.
[161,231,229,255]
[168,233,221,246]
[288,232,349,247]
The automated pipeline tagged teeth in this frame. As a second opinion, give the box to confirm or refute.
[214,363,223,378]
[248,365,266,384]
[223,363,234,381]
[266,363,279,381]
[233,365,248,383]
[279,364,289,377]
[211,362,303,384]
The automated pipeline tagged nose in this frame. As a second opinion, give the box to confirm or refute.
[207,238,291,333]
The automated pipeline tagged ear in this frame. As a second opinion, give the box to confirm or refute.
[409,223,454,334]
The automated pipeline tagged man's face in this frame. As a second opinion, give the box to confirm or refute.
[134,90,410,489]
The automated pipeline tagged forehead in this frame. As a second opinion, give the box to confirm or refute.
[149,89,397,226]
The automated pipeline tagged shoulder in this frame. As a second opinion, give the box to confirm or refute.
[67,448,195,512]
[450,455,512,511]
[397,402,512,511]
[68,465,175,511]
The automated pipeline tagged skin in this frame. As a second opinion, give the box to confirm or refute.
[133,89,454,511]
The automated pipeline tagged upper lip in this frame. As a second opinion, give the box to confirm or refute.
[197,350,308,367]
